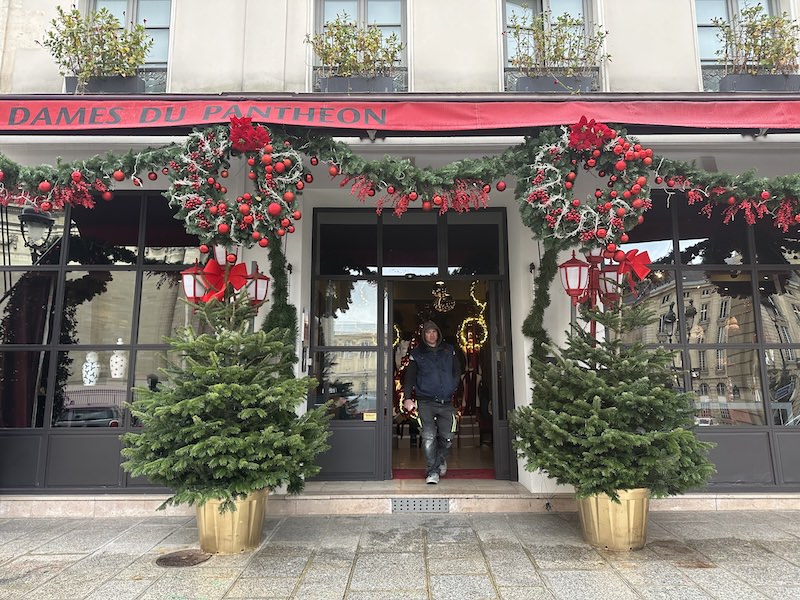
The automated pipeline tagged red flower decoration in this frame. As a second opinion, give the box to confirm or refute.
[229,116,270,152]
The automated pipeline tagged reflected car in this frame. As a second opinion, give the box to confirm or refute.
[54,406,122,427]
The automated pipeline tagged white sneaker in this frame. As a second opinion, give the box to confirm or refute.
[426,472,439,485]
[438,462,447,477]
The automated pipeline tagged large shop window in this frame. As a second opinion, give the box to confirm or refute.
[93,0,171,92]
[0,193,198,429]
[617,191,800,429]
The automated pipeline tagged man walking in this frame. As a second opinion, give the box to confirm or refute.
[402,321,461,484]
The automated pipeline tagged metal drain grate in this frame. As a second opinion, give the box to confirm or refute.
[392,498,449,513]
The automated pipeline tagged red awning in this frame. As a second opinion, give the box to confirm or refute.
[3,95,800,133]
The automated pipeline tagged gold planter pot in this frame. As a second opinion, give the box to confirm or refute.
[577,488,650,551]
[196,490,267,554]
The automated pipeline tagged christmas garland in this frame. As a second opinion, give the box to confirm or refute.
[4,115,800,357]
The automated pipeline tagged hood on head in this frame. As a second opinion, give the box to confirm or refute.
[421,320,442,346]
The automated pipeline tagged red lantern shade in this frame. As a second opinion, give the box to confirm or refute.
[181,262,208,304]
[558,252,589,304]
[246,267,270,306]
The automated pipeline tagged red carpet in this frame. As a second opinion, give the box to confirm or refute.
[392,468,495,480]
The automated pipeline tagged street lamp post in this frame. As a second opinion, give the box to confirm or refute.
[18,205,55,260]
[558,249,625,339]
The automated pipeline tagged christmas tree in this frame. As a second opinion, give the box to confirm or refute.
[510,304,714,501]
[122,290,331,513]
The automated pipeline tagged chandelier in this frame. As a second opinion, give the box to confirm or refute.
[432,280,455,313]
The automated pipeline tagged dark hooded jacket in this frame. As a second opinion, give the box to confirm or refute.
[403,321,461,401]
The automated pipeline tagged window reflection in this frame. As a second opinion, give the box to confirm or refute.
[0,350,50,427]
[765,348,800,426]
[63,271,135,346]
[137,271,189,344]
[0,205,66,267]
[0,271,58,345]
[314,280,378,347]
[692,349,764,426]
[311,351,378,420]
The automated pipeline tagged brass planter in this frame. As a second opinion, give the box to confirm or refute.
[577,488,650,551]
[196,490,267,554]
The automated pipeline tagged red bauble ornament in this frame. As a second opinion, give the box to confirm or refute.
[207,177,215,185]
[667,179,675,187]
[283,191,295,203]
[594,189,603,198]
[247,171,257,180]
[112,170,125,181]
[620,233,629,243]
[292,210,302,220]
[244,215,254,224]
[328,165,339,177]
[387,185,395,194]
[614,250,626,262]
[422,201,432,212]
[102,191,113,201]
[243,193,252,201]
[265,144,273,153]
[606,243,617,253]
[655,176,663,184]
[567,172,577,181]
[38,181,52,193]
[565,182,573,190]
[0,170,4,182]
[761,190,771,200]
[288,225,295,233]
[147,172,158,181]
[71,170,82,182]
[305,173,314,183]
[496,181,506,192]
[596,228,607,238]
[727,196,736,205]
[220,170,229,178]
[247,158,256,166]
[226,253,237,264]
[614,160,627,172]
[218,223,230,234]
[277,228,286,237]
[209,206,218,215]
[280,218,290,227]
[367,188,375,197]
[631,184,642,194]
[41,201,52,211]
[258,238,269,247]
[482,184,491,193]
[409,191,418,201]
[252,231,261,240]
[239,203,251,215]
[296,180,305,190]
[268,202,282,216]
[587,158,596,168]
[637,215,645,224]
[572,199,581,207]
[616,208,626,217]
[433,195,443,206]
[283,158,292,168]
[199,244,209,254]
[261,154,272,165]
[632,198,644,209]
[274,162,286,174]
[310,156,319,166]
[604,202,613,210]
[637,176,647,186]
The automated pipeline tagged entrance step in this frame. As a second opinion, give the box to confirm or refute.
[4,486,800,517]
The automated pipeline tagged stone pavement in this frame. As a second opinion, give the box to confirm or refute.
[2,510,800,599]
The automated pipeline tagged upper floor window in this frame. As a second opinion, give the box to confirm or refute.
[94,0,171,91]
[313,0,406,90]
[505,1,586,64]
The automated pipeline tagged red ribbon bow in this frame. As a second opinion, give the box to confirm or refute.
[201,259,248,302]
[617,249,651,294]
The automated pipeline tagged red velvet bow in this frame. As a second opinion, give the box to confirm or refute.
[617,249,651,292]
[201,259,248,302]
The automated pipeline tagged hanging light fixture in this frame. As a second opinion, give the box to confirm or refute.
[18,205,55,257]
[432,280,455,313]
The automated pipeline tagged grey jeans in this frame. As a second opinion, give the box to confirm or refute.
[417,399,456,475]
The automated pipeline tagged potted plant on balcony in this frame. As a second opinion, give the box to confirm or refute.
[40,5,153,94]
[509,304,714,551]
[714,3,800,91]
[305,12,404,93]
[506,8,609,93]
[121,290,331,554]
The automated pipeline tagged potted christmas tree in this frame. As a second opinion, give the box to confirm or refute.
[505,8,609,93]
[121,290,331,554]
[305,12,404,93]
[509,304,714,551]
[714,3,800,91]
[40,5,153,94]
